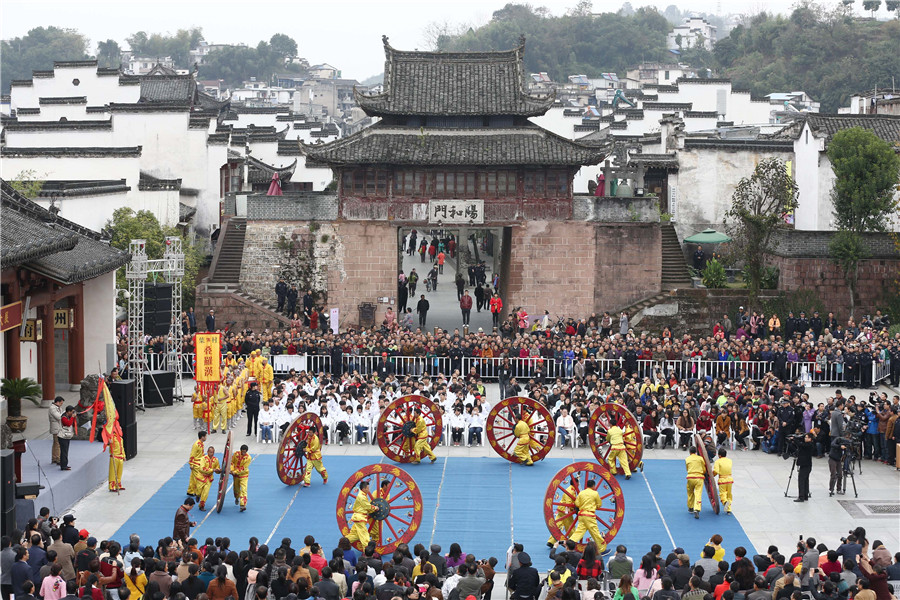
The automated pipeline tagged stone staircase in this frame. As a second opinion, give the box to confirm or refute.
[617,290,673,320]
[208,217,246,286]
[660,222,692,289]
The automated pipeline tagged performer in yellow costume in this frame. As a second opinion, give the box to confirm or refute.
[259,357,274,403]
[567,479,607,552]
[411,409,437,464]
[368,479,391,544]
[211,380,229,433]
[685,446,706,518]
[513,410,538,466]
[713,447,733,514]
[96,379,126,492]
[302,427,328,486]
[547,477,578,546]
[248,350,261,380]
[346,480,377,547]
[196,445,222,511]
[191,390,204,429]
[225,351,238,369]
[187,431,207,497]
[605,423,632,479]
[231,443,251,512]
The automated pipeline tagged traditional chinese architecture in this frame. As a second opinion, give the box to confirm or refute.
[1,180,129,401]
[199,38,668,329]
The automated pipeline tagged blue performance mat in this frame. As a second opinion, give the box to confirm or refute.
[112,456,756,568]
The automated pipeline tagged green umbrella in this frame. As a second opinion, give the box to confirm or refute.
[683,229,732,244]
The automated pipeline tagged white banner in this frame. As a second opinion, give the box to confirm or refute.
[272,355,307,373]
[330,308,339,334]
[427,199,484,224]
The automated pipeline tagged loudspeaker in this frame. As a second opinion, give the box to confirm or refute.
[1,506,15,538]
[109,379,136,425]
[1,450,14,509]
[145,284,173,336]
[143,371,175,407]
[122,421,138,460]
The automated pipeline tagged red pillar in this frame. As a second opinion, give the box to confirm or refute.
[68,285,85,385]
[4,278,22,378]
[40,304,55,401]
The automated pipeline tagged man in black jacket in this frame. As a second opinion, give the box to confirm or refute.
[275,279,287,313]
[794,433,815,502]
[286,285,298,316]
[244,382,261,437]
[416,295,430,329]
[205,310,216,332]
[428,545,447,578]
[507,552,539,600]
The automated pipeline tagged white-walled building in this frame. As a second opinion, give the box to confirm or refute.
[667,17,717,51]
[2,60,230,237]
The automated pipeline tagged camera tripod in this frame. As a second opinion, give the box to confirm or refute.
[783,455,811,499]
[841,452,859,498]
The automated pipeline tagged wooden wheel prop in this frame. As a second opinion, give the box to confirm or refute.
[543,461,625,552]
[486,397,556,463]
[215,431,233,513]
[376,395,443,463]
[276,412,323,486]
[693,433,721,515]
[336,464,423,555]
[588,403,644,473]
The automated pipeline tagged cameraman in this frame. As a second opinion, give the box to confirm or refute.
[794,432,815,502]
[828,437,851,496]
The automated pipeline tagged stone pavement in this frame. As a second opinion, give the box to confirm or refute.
[19,381,900,561]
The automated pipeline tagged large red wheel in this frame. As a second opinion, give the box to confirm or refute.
[376,395,443,463]
[336,464,423,555]
[588,403,643,473]
[276,412,323,486]
[694,433,721,515]
[543,461,625,552]
[486,397,556,463]
[215,431,233,513]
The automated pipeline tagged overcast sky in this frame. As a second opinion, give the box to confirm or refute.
[0,0,868,81]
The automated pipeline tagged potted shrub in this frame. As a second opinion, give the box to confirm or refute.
[2,377,42,433]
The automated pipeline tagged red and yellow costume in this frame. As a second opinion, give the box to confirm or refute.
[302,430,328,486]
[568,486,607,552]
[97,380,125,492]
[513,415,540,465]
[231,449,251,509]
[412,415,436,463]
[259,357,274,403]
[605,425,632,477]
[187,437,205,496]
[197,451,221,510]
[212,381,229,432]
[685,453,706,513]
[346,485,376,547]
[713,456,733,514]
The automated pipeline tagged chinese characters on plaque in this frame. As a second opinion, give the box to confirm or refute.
[427,200,484,225]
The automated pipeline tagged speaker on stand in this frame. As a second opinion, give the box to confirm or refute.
[143,371,175,407]
[108,379,138,460]
[1,450,16,537]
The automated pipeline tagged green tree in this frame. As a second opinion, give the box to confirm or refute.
[105,208,205,308]
[827,127,900,318]
[96,39,122,69]
[862,0,882,14]
[1,27,89,93]
[125,28,202,68]
[724,158,799,296]
[269,33,298,58]
[886,0,900,16]
[200,42,287,87]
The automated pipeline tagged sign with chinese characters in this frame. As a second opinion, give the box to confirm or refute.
[0,302,23,332]
[427,200,484,224]
[21,319,42,342]
[53,309,73,329]
[194,333,222,389]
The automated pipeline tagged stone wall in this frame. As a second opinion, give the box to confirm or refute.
[593,224,662,311]
[236,220,396,328]
[767,229,899,258]
[768,255,898,318]
[506,222,661,318]
[194,291,289,332]
[247,193,338,220]
[573,196,660,222]
[635,288,784,337]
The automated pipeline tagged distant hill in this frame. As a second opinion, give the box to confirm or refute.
[360,73,383,86]
[432,2,900,113]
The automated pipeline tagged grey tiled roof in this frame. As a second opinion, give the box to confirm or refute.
[1,180,130,283]
[140,76,195,103]
[303,123,606,166]
[246,155,297,183]
[355,37,554,117]
[775,113,900,144]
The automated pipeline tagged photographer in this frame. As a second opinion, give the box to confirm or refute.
[828,437,852,496]
[794,433,815,502]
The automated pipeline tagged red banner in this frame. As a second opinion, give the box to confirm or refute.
[1,302,23,333]
[194,332,222,399]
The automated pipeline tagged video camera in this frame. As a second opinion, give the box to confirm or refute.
[781,433,805,460]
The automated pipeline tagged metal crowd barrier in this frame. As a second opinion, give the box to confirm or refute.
[144,351,890,387]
